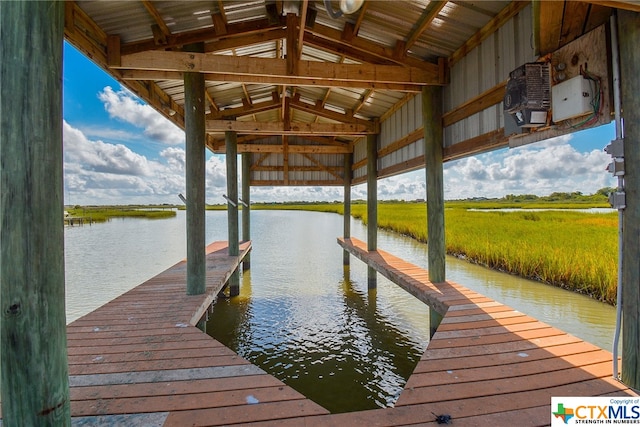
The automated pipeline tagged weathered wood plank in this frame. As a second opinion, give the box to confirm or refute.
[339,236,634,425]
[69,375,282,401]
[69,365,266,387]
[163,400,330,426]
[0,1,70,424]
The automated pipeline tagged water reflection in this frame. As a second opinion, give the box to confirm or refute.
[206,211,429,413]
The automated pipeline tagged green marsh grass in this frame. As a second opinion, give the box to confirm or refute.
[275,202,618,304]
[67,206,176,222]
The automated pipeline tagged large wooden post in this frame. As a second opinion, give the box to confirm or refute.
[184,42,206,296]
[226,131,240,296]
[367,134,378,289]
[620,9,640,389]
[343,153,352,265]
[1,2,71,423]
[423,86,445,337]
[242,152,251,271]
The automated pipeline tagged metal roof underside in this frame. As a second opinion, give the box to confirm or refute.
[65,0,640,186]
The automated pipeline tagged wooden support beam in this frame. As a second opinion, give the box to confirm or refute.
[1,2,70,424]
[306,22,441,73]
[121,17,284,55]
[289,98,374,128]
[205,90,219,113]
[286,13,298,75]
[242,152,251,270]
[620,9,640,390]
[297,1,308,59]
[252,165,342,173]
[211,12,227,36]
[283,136,290,185]
[119,68,424,91]
[205,29,287,53]
[107,35,121,67]
[442,80,507,127]
[212,143,352,154]
[534,0,565,55]
[423,85,445,337]
[422,86,445,284]
[211,98,280,119]
[343,153,353,265]
[250,179,343,186]
[225,130,240,296]
[367,133,378,289]
[102,48,421,85]
[184,42,206,296]
[142,0,172,37]
[301,153,343,181]
[403,1,447,51]
[205,120,377,136]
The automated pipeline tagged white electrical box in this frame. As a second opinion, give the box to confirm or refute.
[552,75,594,122]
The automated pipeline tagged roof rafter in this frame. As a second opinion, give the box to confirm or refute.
[210,144,351,154]
[205,120,377,136]
[289,96,373,129]
[141,0,171,45]
[121,17,286,55]
[305,22,441,75]
[399,1,447,54]
[211,92,281,119]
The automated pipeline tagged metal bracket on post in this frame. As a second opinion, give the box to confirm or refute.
[222,194,237,208]
[238,198,249,207]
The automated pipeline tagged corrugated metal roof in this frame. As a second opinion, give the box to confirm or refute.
[68,0,619,185]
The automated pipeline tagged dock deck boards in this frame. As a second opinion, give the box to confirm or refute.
[337,237,636,425]
[2,238,634,426]
[66,241,330,426]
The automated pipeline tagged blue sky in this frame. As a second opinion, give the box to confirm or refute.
[62,42,616,205]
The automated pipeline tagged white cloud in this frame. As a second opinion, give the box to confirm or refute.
[98,86,184,145]
[63,121,234,205]
[442,134,615,199]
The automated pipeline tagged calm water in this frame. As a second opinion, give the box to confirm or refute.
[64,210,617,413]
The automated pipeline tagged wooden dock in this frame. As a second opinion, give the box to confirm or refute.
[64,241,329,426]
[2,238,635,426]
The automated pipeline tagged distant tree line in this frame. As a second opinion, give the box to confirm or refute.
[500,187,614,203]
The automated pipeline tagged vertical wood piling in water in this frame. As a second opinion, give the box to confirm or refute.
[184,42,206,296]
[226,131,240,296]
[242,152,251,271]
[423,86,445,337]
[0,1,71,423]
[620,9,640,390]
[343,153,352,266]
[367,134,378,289]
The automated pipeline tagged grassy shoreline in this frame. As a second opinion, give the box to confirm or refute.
[262,201,617,305]
[65,206,176,222]
[67,199,618,304]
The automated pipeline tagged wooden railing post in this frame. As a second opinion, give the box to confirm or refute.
[620,9,640,389]
[343,153,352,266]
[226,130,240,296]
[184,42,206,296]
[423,85,445,337]
[367,134,378,289]
[242,152,251,271]
[1,1,71,423]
